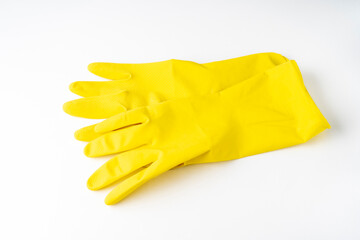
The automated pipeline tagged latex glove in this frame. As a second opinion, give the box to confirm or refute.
[85,60,330,204]
[63,53,288,141]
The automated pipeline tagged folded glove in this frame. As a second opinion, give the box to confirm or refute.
[63,53,288,141]
[84,60,330,205]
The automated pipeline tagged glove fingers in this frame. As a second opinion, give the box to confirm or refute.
[69,80,130,97]
[74,124,103,142]
[63,92,127,119]
[104,143,212,204]
[104,167,149,205]
[84,124,150,157]
[87,148,161,191]
[74,106,148,141]
[95,107,149,133]
[101,136,211,204]
[88,62,132,80]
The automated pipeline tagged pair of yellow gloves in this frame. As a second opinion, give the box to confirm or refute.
[63,53,330,205]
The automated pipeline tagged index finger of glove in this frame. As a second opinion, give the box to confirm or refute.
[95,107,149,133]
[63,92,126,119]
[70,80,131,97]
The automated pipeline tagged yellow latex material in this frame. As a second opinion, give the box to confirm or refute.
[63,53,288,141]
[84,61,330,205]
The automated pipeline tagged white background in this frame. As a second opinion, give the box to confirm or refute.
[0,0,359,239]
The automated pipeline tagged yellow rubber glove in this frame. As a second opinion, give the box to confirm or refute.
[85,60,330,205]
[63,53,288,141]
